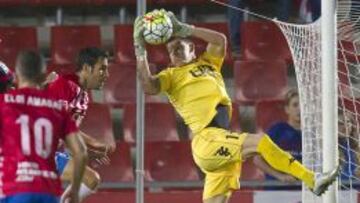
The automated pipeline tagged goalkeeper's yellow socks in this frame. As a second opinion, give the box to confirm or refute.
[256,135,315,188]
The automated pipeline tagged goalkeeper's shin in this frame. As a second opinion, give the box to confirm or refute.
[256,134,315,188]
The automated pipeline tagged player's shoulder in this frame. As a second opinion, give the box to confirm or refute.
[49,73,81,94]
[51,73,79,86]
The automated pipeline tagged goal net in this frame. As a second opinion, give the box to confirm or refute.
[275,0,360,202]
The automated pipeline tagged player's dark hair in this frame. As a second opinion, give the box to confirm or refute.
[16,50,45,83]
[76,47,108,72]
[285,88,299,106]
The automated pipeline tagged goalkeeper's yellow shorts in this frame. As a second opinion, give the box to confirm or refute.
[191,127,248,200]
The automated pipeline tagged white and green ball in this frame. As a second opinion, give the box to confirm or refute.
[143,10,173,45]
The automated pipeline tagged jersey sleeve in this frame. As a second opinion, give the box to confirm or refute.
[62,111,79,140]
[200,51,225,72]
[156,69,172,93]
[49,76,86,122]
[49,76,78,103]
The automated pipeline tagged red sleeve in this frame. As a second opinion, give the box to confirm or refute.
[62,111,79,140]
[49,76,78,103]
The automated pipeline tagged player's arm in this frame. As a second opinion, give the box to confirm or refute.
[79,130,115,153]
[253,155,297,183]
[192,27,227,58]
[63,132,88,202]
[136,57,160,95]
[134,15,161,95]
[167,11,226,58]
[79,130,112,165]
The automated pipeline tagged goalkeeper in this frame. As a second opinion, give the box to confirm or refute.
[134,10,339,203]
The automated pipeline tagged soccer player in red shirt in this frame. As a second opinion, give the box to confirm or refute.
[0,61,15,200]
[0,50,87,203]
[48,47,113,201]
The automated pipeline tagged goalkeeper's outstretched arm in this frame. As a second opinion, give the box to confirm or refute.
[133,15,161,95]
[136,57,160,95]
[191,27,227,58]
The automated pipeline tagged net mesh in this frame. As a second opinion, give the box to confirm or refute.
[274,0,360,202]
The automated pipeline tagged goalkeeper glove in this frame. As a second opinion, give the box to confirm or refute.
[167,11,194,38]
[133,15,147,59]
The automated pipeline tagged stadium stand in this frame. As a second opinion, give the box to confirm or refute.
[103,63,137,105]
[241,21,292,63]
[50,25,101,65]
[233,60,288,104]
[123,103,180,143]
[47,63,77,74]
[91,0,138,5]
[255,100,287,132]
[0,0,27,7]
[80,103,116,147]
[29,0,137,6]
[103,63,160,106]
[144,141,199,181]
[0,26,38,69]
[94,142,134,182]
[30,0,92,6]
[114,24,135,64]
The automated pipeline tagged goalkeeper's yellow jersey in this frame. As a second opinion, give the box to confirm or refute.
[157,51,232,134]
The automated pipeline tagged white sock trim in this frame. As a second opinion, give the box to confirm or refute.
[79,183,95,201]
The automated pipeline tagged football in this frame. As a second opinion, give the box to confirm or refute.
[143,10,173,45]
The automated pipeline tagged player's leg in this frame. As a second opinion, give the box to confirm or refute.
[241,133,338,194]
[192,128,245,203]
[201,170,237,203]
[61,158,101,201]
[242,133,315,187]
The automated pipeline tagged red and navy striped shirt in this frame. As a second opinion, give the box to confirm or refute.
[48,73,89,126]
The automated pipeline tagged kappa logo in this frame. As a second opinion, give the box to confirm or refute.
[214,146,231,157]
[289,157,296,165]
